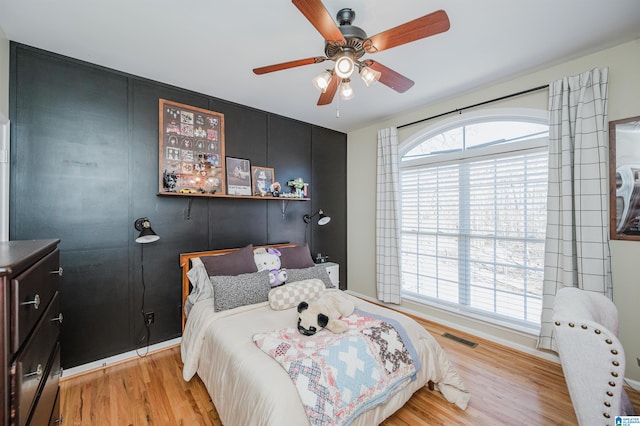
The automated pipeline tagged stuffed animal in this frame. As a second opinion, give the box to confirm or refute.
[254,247,288,287]
[297,290,355,335]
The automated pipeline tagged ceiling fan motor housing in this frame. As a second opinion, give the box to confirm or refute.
[325,8,367,60]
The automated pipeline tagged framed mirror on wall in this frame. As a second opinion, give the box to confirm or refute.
[609,115,640,240]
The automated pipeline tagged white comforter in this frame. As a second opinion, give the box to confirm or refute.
[181,294,470,426]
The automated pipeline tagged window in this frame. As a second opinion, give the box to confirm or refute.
[400,110,548,331]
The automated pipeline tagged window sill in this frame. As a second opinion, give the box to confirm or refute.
[401,292,541,338]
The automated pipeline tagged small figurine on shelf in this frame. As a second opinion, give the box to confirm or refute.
[271,181,282,197]
[287,177,307,198]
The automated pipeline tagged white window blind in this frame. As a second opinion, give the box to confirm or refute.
[401,145,547,329]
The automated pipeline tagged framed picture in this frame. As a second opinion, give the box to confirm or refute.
[251,166,274,195]
[158,99,225,196]
[226,157,252,196]
[609,115,640,240]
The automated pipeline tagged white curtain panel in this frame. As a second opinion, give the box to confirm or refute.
[537,67,611,351]
[376,127,402,304]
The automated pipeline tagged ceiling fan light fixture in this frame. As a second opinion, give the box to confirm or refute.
[339,79,354,100]
[312,70,332,93]
[334,55,355,79]
[360,66,381,87]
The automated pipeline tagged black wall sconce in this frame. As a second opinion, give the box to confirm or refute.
[134,217,160,244]
[133,217,160,356]
[303,209,331,226]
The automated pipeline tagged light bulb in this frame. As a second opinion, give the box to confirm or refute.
[360,66,381,87]
[339,80,354,100]
[312,70,332,93]
[334,55,355,79]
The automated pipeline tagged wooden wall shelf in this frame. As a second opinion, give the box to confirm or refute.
[157,192,310,201]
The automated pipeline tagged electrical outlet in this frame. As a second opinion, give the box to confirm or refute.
[145,312,155,326]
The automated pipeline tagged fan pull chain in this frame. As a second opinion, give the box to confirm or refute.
[336,95,340,118]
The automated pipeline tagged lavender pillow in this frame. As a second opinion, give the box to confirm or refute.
[201,244,258,276]
[278,244,315,269]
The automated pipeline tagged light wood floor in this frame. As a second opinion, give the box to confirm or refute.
[60,316,640,425]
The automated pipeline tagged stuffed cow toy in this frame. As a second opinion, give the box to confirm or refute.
[297,290,355,336]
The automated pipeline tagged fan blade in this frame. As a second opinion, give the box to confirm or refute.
[292,0,345,45]
[364,10,450,53]
[253,57,326,75]
[363,60,414,93]
[317,73,340,106]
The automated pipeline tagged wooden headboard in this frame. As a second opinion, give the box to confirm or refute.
[179,243,297,330]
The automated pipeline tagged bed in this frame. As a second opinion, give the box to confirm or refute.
[180,243,470,425]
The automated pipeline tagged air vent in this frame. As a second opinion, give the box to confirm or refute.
[442,332,478,348]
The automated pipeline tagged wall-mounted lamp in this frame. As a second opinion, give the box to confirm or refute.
[134,217,160,244]
[133,217,159,357]
[303,209,331,226]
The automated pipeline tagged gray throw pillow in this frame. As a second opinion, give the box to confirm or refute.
[286,264,335,288]
[210,270,270,312]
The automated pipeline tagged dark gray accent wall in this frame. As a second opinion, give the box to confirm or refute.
[9,43,347,368]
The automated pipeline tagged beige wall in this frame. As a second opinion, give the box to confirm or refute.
[347,39,640,381]
[0,25,8,118]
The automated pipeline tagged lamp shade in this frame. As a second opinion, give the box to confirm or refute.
[134,217,160,244]
[312,70,332,93]
[334,55,355,79]
[317,211,331,226]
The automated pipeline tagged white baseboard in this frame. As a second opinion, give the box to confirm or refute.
[345,290,560,362]
[62,337,182,380]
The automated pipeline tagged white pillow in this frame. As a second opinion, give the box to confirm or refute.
[185,258,214,317]
[268,279,325,311]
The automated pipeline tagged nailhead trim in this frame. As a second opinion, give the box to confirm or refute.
[553,317,623,422]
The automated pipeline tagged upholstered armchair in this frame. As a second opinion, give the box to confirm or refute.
[552,287,636,425]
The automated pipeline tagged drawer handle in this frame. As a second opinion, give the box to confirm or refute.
[51,313,64,324]
[21,294,41,309]
[25,363,43,380]
[50,266,63,276]
[51,415,63,424]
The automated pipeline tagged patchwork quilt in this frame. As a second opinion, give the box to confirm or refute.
[253,309,421,426]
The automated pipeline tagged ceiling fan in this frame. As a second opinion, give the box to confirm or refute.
[253,0,450,106]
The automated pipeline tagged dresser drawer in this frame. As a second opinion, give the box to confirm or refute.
[27,343,61,426]
[11,249,61,353]
[11,291,61,426]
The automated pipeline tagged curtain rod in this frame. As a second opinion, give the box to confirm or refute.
[397,84,549,129]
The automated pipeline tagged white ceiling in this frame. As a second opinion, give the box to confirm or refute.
[1,0,639,133]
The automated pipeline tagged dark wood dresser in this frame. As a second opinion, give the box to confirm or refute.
[0,240,62,426]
